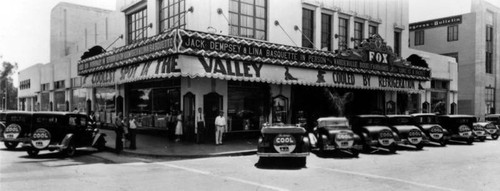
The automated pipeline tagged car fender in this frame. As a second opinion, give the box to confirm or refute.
[302,136,310,152]
[60,134,74,150]
[92,133,106,146]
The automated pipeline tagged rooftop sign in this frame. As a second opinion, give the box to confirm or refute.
[409,15,462,31]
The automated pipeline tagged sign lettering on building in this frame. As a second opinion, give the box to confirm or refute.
[409,15,462,31]
[197,57,263,78]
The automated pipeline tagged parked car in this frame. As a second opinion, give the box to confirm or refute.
[483,114,500,140]
[472,122,489,141]
[411,113,450,146]
[438,115,475,145]
[257,123,310,167]
[23,112,106,157]
[0,111,33,150]
[313,117,362,156]
[386,115,428,150]
[350,115,400,153]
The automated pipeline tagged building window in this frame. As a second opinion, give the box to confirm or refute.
[369,24,378,37]
[353,21,364,48]
[338,17,349,50]
[414,30,424,46]
[394,30,401,56]
[320,13,332,51]
[229,0,267,40]
[159,0,186,32]
[486,87,495,114]
[20,80,30,90]
[486,25,493,74]
[54,80,65,89]
[301,9,314,48]
[41,83,50,91]
[447,25,458,41]
[127,8,148,44]
[71,77,82,87]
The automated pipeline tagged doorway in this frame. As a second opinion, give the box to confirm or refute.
[183,92,196,142]
[204,92,223,143]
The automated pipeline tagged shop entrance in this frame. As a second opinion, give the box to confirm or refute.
[183,92,196,142]
[204,92,223,143]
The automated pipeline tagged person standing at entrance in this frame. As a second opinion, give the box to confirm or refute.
[214,111,226,145]
[195,107,205,144]
[128,114,137,150]
[175,111,183,142]
[115,112,125,153]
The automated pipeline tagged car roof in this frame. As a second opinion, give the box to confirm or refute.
[485,114,500,117]
[33,112,82,116]
[317,117,348,122]
[410,113,437,117]
[386,115,412,118]
[438,115,475,118]
[354,114,386,118]
[5,111,33,115]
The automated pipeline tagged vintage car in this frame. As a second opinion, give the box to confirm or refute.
[472,122,490,141]
[257,123,310,167]
[438,115,476,145]
[0,111,33,150]
[484,114,500,140]
[350,115,400,153]
[411,113,450,146]
[386,115,428,150]
[23,112,106,157]
[313,117,362,156]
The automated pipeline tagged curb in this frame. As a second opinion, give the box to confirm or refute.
[104,146,257,159]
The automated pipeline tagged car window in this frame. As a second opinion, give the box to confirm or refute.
[35,116,58,124]
[69,116,78,126]
[9,115,28,123]
[80,117,87,126]
[415,116,438,124]
[390,117,412,125]
[365,118,385,125]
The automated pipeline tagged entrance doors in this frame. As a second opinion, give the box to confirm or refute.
[183,92,196,142]
[204,92,223,143]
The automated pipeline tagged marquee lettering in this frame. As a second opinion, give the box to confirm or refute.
[198,57,262,78]
[332,71,355,85]
[155,57,180,74]
[91,70,115,84]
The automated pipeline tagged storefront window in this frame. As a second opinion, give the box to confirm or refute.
[72,88,87,113]
[272,95,288,123]
[228,81,269,131]
[95,87,116,124]
[41,92,50,111]
[54,91,65,111]
[128,80,180,129]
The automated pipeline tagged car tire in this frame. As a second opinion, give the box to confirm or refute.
[479,137,486,142]
[27,149,39,157]
[295,157,306,167]
[466,139,474,145]
[95,137,106,151]
[415,144,424,150]
[64,143,76,157]
[4,141,19,150]
[388,144,397,154]
[439,139,447,146]
[492,134,499,140]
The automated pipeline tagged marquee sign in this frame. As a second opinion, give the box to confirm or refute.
[409,15,462,31]
[78,29,430,81]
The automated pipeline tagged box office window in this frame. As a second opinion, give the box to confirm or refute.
[415,30,424,46]
[302,8,314,48]
[229,0,267,40]
[321,13,332,51]
[127,8,148,44]
[228,81,269,132]
[159,0,186,32]
[338,17,349,50]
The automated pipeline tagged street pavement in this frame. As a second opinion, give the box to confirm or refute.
[1,139,499,191]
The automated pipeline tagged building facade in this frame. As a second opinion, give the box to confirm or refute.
[409,0,499,118]
[18,0,456,144]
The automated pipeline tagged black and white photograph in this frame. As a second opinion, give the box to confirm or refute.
[1,0,500,190]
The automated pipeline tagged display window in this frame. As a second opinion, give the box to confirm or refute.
[41,92,50,111]
[72,89,87,113]
[227,81,270,131]
[54,91,66,111]
[95,87,116,124]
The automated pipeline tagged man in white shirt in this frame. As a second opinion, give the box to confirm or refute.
[214,111,226,145]
[195,107,205,144]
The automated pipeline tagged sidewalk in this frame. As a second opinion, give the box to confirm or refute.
[100,129,257,158]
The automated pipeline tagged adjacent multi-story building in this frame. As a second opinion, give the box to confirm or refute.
[409,0,499,118]
[19,0,457,145]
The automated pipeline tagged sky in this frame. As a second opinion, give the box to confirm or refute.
[0,0,500,87]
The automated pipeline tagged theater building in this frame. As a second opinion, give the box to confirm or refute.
[20,0,458,144]
[409,0,500,118]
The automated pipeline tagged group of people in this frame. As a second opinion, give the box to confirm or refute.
[114,112,138,153]
[195,108,227,145]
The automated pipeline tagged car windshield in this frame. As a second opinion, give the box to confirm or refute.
[455,118,473,124]
[364,118,385,125]
[389,117,412,125]
[35,116,59,124]
[414,116,438,124]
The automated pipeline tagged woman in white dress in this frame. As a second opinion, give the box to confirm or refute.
[175,111,183,142]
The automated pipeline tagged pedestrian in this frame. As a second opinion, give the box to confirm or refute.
[195,107,205,144]
[214,111,226,145]
[175,110,183,142]
[128,114,137,150]
[115,112,125,153]
[89,111,97,128]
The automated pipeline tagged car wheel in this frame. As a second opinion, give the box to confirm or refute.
[27,149,39,157]
[295,157,306,167]
[415,144,424,150]
[466,139,474,145]
[388,144,397,154]
[4,141,19,150]
[351,149,360,157]
[95,137,106,151]
[439,139,447,146]
[492,134,499,140]
[64,143,76,157]
[479,137,486,142]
